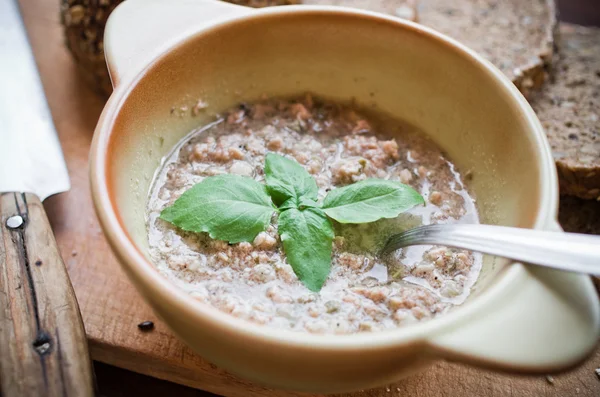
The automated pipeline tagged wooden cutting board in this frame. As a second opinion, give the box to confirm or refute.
[19,0,600,395]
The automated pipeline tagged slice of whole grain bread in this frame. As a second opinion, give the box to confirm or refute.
[61,0,124,97]
[529,23,600,200]
[559,195,600,291]
[559,196,600,235]
[62,0,417,98]
[418,0,557,96]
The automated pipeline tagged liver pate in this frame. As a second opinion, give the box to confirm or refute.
[147,95,481,334]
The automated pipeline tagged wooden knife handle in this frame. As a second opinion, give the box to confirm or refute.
[0,192,95,396]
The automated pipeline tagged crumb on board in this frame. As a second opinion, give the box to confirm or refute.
[595,368,600,379]
[137,321,155,332]
[545,375,555,385]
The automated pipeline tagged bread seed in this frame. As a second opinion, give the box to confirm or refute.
[137,321,155,332]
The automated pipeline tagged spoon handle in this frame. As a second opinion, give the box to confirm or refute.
[383,224,600,275]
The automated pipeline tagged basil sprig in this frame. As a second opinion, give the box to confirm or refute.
[161,153,424,291]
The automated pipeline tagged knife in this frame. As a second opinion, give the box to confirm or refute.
[0,1,95,396]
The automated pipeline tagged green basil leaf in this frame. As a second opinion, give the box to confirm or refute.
[278,207,334,292]
[321,178,424,224]
[160,175,275,243]
[298,196,318,209]
[279,197,298,212]
[278,196,318,212]
[264,153,318,206]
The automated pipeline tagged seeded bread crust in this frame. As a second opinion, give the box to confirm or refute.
[61,0,124,98]
[529,23,600,200]
[418,0,557,96]
[559,195,600,291]
[559,196,600,235]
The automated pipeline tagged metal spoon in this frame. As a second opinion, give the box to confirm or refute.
[382,224,600,275]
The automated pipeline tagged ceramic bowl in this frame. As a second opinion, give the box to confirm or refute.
[90,0,600,392]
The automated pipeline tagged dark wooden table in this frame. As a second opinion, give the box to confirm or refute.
[19,0,600,396]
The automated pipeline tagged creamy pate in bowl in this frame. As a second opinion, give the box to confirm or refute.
[147,95,482,334]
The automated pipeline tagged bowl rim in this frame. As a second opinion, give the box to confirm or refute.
[90,5,558,350]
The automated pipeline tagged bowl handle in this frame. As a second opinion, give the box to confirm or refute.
[104,0,251,88]
[429,220,600,372]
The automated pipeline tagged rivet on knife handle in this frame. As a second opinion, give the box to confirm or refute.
[0,192,96,396]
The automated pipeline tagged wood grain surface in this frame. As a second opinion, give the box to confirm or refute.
[0,193,95,397]
[17,0,600,396]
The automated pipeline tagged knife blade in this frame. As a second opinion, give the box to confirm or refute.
[0,0,70,199]
[0,1,95,396]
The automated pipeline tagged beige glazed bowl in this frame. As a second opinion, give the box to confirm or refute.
[90,0,600,392]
